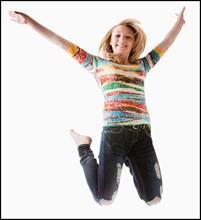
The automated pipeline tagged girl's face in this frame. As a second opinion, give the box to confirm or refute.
[110,25,135,56]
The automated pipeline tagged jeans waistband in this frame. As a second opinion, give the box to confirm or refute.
[103,124,150,130]
[127,124,150,130]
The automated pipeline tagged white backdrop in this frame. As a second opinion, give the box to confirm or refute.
[2,1,200,219]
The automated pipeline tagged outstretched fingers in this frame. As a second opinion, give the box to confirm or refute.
[8,10,27,24]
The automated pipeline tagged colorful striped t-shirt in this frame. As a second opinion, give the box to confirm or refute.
[67,43,163,127]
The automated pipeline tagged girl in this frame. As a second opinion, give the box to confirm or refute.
[9,6,185,206]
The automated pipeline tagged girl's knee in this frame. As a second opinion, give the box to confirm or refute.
[98,191,117,206]
[99,198,115,206]
[146,196,161,206]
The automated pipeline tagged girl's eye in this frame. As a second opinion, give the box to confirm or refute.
[115,35,120,37]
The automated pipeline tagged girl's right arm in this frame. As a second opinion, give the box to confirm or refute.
[156,7,185,54]
[9,11,71,51]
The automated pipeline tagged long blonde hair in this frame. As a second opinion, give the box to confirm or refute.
[99,18,147,64]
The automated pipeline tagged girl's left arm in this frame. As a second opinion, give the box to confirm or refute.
[157,6,185,53]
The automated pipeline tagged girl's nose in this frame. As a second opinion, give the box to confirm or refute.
[119,36,125,42]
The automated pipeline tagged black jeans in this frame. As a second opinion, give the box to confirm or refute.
[78,125,162,205]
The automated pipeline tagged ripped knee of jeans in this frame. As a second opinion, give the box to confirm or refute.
[146,196,161,206]
[99,191,117,206]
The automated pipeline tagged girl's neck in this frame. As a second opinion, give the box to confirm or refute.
[116,54,130,65]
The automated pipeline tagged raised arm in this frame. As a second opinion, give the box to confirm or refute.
[9,11,71,51]
[157,6,185,53]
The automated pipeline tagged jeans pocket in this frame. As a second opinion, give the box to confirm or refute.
[144,126,152,137]
[103,126,123,135]
[102,127,124,152]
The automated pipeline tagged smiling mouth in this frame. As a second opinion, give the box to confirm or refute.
[116,44,127,48]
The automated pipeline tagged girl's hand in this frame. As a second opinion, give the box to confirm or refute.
[175,6,185,25]
[9,11,28,24]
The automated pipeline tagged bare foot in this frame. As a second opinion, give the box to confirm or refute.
[69,129,92,146]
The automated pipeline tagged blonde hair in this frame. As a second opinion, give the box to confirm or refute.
[99,18,147,64]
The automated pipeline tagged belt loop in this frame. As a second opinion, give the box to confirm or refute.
[132,124,147,130]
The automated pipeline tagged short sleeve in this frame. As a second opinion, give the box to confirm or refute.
[141,46,164,74]
[67,43,98,74]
